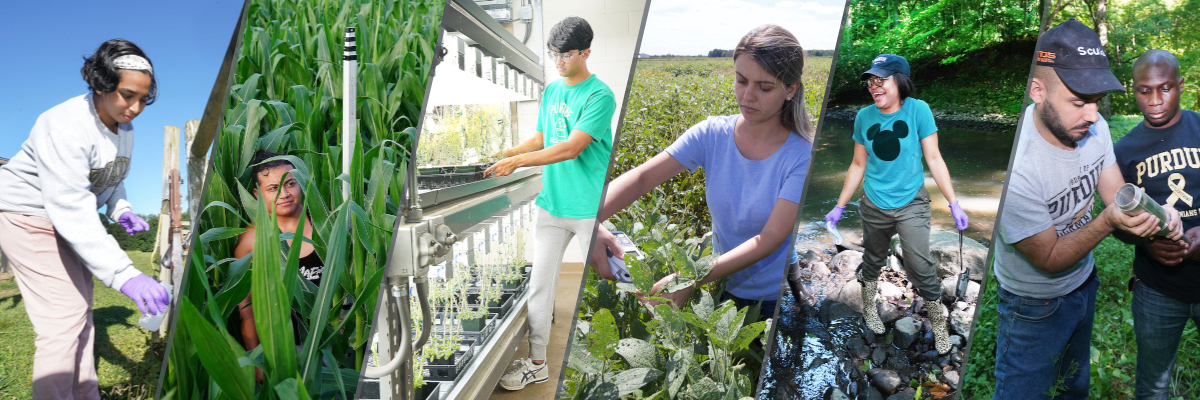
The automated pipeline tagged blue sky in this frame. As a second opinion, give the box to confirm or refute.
[641,0,846,55]
[0,0,244,216]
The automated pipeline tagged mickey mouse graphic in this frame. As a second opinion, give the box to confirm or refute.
[866,120,908,161]
[823,53,968,356]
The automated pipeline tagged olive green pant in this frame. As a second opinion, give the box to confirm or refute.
[857,187,942,301]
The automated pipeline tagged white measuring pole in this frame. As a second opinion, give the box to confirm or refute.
[342,27,357,201]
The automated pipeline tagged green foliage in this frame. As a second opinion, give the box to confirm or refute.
[163,0,442,398]
[615,58,830,237]
[706,49,733,58]
[831,0,1039,115]
[101,213,159,253]
[418,103,511,166]
[562,203,768,399]
[1048,0,1200,115]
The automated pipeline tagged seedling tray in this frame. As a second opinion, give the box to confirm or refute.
[488,293,515,318]
[423,348,473,381]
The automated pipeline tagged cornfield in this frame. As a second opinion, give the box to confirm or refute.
[162,0,443,398]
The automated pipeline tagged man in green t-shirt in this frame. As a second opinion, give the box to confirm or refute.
[485,16,616,391]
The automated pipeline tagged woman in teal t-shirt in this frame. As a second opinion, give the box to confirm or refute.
[590,25,814,320]
[824,54,967,355]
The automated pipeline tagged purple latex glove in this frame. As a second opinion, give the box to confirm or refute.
[120,274,170,315]
[825,205,845,225]
[950,201,969,231]
[118,211,150,236]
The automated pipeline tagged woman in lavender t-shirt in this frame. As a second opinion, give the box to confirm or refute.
[590,25,813,319]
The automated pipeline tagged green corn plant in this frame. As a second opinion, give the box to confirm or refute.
[162,0,444,398]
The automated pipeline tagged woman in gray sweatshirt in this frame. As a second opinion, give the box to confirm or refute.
[0,39,171,399]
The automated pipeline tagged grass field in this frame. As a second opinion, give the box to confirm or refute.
[962,115,1200,399]
[0,250,164,400]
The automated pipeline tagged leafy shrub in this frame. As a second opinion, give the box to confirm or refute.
[563,201,770,399]
[100,213,159,253]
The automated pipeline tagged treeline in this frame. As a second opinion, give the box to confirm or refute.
[702,49,835,58]
[1045,0,1200,114]
[830,0,1041,115]
[99,213,159,252]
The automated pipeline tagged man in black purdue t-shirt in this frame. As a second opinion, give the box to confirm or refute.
[1112,49,1200,398]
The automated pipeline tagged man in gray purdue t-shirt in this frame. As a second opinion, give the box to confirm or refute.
[991,19,1182,398]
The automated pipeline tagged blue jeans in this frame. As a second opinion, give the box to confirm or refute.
[1132,280,1200,399]
[993,274,1098,400]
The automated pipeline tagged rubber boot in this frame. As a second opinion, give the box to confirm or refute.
[861,280,885,334]
[787,261,811,304]
[926,301,952,354]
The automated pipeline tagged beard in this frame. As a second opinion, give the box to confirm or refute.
[1040,100,1092,146]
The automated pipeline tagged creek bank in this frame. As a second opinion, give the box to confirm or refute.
[771,229,985,400]
[823,104,1018,131]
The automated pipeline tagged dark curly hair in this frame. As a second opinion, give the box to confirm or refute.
[81,39,157,105]
[249,150,295,188]
[547,16,593,53]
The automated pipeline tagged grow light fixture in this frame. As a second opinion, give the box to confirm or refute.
[429,0,544,107]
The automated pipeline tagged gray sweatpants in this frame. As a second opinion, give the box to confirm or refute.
[527,206,594,360]
[858,187,942,301]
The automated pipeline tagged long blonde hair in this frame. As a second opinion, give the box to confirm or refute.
[733,25,814,142]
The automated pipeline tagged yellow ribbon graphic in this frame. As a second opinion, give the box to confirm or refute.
[1166,173,1193,207]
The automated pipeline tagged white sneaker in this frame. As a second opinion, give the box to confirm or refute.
[499,358,548,390]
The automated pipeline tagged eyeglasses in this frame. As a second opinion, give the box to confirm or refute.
[864,76,892,88]
[547,50,580,62]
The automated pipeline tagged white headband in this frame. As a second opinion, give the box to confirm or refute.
[112,55,153,74]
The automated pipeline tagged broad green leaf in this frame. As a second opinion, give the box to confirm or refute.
[628,258,658,295]
[615,338,662,370]
[567,343,604,375]
[200,227,247,244]
[177,298,254,400]
[273,377,312,400]
[587,309,619,360]
[692,290,715,321]
[251,193,298,394]
[301,208,351,388]
[212,253,254,317]
[603,368,662,398]
[684,377,726,400]
[579,379,619,400]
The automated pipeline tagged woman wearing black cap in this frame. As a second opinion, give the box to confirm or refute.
[823,54,967,355]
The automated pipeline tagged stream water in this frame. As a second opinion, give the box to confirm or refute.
[761,117,1014,400]
[795,117,1013,254]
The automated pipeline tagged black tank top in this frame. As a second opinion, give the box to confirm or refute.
[293,250,324,344]
[297,250,323,286]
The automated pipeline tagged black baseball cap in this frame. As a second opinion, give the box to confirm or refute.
[861,54,910,80]
[1035,19,1125,95]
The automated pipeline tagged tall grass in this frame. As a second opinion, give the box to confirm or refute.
[161,0,443,398]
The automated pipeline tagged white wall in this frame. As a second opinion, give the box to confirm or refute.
[542,0,646,133]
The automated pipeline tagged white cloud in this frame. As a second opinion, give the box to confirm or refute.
[799,1,844,13]
[640,0,845,56]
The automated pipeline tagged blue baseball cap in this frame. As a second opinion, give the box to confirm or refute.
[862,54,910,80]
